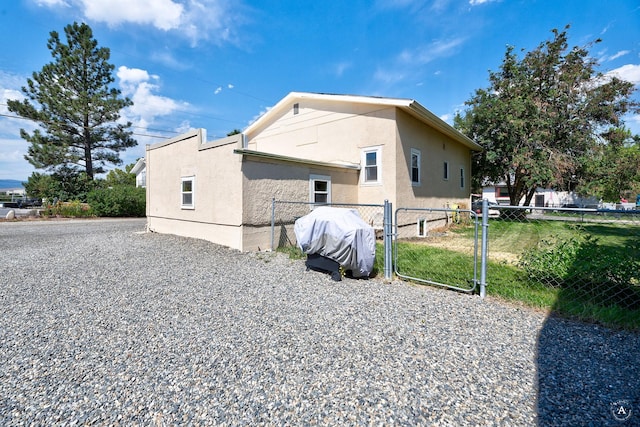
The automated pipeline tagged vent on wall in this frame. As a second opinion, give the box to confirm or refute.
[293,103,299,115]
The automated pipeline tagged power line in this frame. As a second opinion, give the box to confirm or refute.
[0,112,173,140]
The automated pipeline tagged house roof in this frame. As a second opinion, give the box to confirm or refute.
[130,157,146,174]
[243,92,482,151]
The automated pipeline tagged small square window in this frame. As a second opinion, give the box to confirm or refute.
[310,174,331,207]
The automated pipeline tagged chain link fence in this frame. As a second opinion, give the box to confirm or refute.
[270,200,385,251]
[272,198,639,328]
[485,206,640,327]
[394,207,480,293]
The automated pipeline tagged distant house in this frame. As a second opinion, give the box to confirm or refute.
[145,92,482,251]
[480,183,599,208]
[130,158,146,188]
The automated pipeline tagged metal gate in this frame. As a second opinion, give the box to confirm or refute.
[394,206,481,293]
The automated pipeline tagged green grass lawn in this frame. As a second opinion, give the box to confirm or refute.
[393,217,640,330]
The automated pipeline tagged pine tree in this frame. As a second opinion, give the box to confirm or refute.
[7,22,136,180]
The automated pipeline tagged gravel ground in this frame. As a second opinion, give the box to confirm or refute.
[0,218,638,426]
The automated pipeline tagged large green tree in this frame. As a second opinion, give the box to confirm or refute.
[455,26,639,206]
[579,128,640,202]
[7,22,136,180]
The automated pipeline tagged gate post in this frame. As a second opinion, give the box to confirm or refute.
[480,198,489,298]
[271,197,276,251]
[383,200,393,280]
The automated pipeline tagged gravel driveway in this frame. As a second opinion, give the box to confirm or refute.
[1,219,638,425]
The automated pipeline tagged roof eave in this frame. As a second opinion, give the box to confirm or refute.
[234,148,361,170]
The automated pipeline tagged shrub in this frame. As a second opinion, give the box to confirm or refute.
[519,231,640,309]
[42,200,95,218]
[87,186,146,217]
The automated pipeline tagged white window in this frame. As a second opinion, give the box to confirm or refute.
[361,146,382,185]
[181,176,195,209]
[411,148,421,185]
[309,174,331,206]
[460,167,465,189]
[417,218,427,237]
[443,161,449,181]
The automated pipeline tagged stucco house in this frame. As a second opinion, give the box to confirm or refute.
[130,158,146,188]
[145,92,482,251]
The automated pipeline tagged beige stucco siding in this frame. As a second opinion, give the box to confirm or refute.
[395,109,471,209]
[238,155,359,251]
[146,131,245,249]
[246,100,397,167]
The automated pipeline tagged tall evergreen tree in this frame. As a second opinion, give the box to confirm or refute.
[7,22,136,180]
[455,26,638,206]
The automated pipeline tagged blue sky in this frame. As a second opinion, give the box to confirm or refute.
[1,0,639,181]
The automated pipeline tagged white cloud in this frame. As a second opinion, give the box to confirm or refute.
[608,50,631,61]
[373,68,406,84]
[0,73,41,179]
[214,86,222,95]
[81,0,183,30]
[439,113,452,123]
[117,66,187,119]
[375,37,465,85]
[605,64,640,85]
[332,62,352,77]
[34,0,69,6]
[0,138,35,180]
[248,106,272,126]
[33,0,245,45]
[469,0,499,5]
[627,114,640,136]
[600,50,631,63]
[399,38,465,65]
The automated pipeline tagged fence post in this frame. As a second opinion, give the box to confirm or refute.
[384,199,393,280]
[480,198,489,298]
[271,198,276,251]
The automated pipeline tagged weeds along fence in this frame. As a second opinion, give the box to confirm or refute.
[485,205,640,328]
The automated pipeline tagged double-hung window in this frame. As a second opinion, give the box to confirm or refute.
[411,148,421,185]
[309,174,331,207]
[181,176,195,209]
[361,146,382,185]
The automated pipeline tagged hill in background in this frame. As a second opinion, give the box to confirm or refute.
[0,179,25,190]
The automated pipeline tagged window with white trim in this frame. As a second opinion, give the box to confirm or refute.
[443,161,449,181]
[309,174,331,206]
[411,148,421,185]
[361,146,382,184]
[417,218,427,237]
[460,167,465,189]
[181,176,195,209]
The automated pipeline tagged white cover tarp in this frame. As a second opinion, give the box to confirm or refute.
[294,206,376,277]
